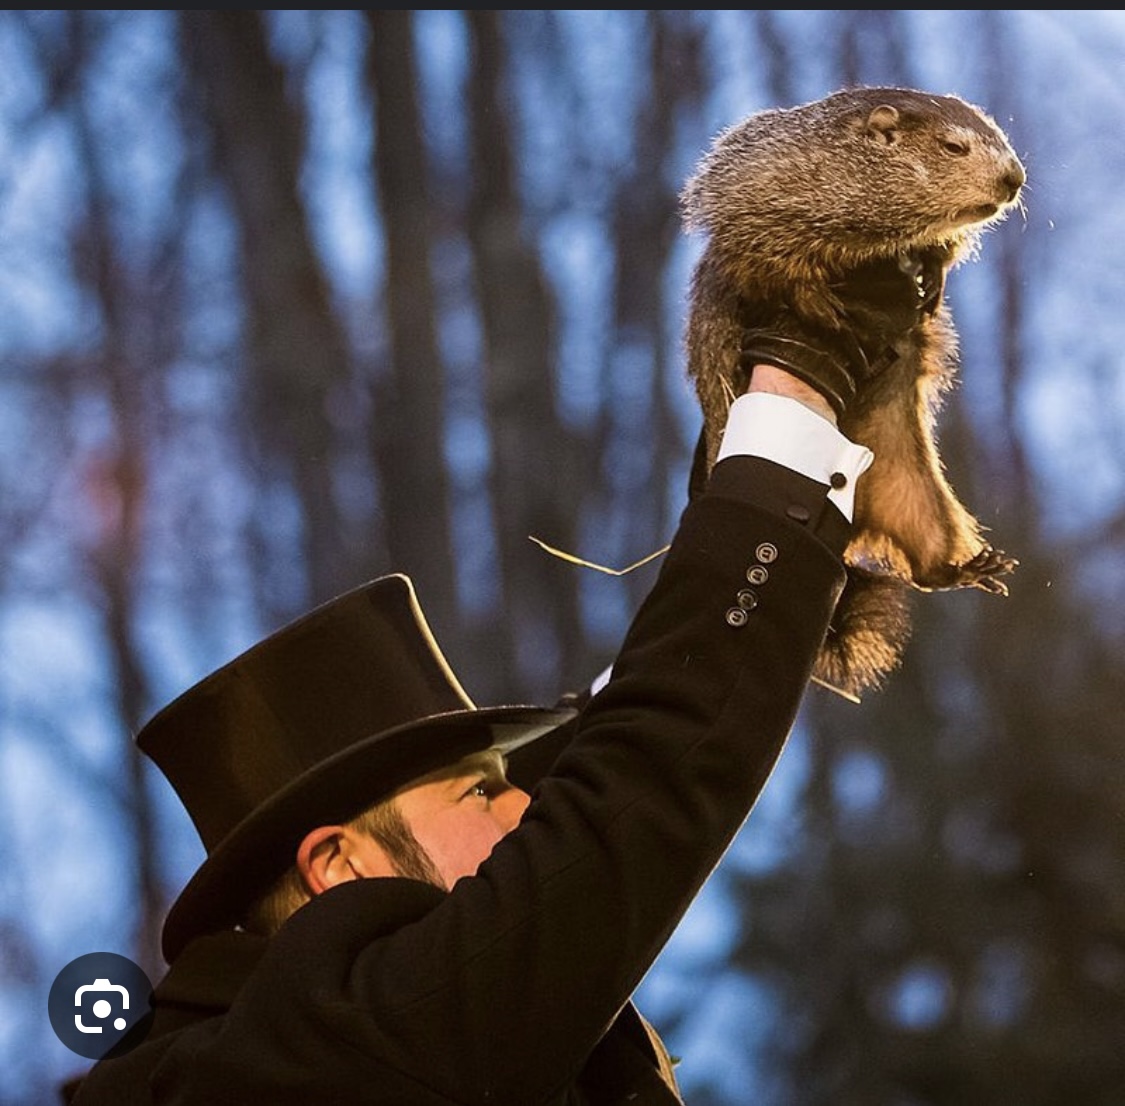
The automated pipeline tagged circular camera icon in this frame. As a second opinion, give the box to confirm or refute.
[48,952,154,1061]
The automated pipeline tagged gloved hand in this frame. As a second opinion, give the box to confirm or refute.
[832,247,946,364]
[740,247,948,418]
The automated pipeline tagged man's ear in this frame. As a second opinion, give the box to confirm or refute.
[294,828,364,895]
[296,824,392,895]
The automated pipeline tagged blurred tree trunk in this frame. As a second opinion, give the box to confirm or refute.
[50,10,167,976]
[836,8,910,87]
[460,9,583,701]
[606,11,706,613]
[362,10,460,654]
[177,10,361,614]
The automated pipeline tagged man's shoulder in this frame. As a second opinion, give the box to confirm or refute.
[63,1031,181,1106]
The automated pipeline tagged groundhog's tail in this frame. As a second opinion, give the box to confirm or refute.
[813,569,914,701]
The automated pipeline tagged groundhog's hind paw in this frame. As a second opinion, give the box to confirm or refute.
[918,545,1018,595]
[966,545,1019,596]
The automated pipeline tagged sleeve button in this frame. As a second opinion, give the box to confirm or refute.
[755,542,778,564]
[725,607,749,628]
[746,565,769,586]
[736,588,759,610]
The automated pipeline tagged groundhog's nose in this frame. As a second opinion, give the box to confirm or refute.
[1000,160,1026,202]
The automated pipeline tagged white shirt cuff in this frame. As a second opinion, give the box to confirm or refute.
[716,392,874,522]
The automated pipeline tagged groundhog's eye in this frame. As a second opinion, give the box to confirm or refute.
[940,138,970,157]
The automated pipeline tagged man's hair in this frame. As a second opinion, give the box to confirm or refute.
[243,794,444,936]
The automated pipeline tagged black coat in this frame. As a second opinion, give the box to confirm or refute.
[70,456,848,1105]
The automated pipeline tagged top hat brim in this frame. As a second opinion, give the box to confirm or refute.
[160,703,577,963]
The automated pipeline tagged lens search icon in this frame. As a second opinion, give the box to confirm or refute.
[74,977,131,1033]
[49,952,154,1060]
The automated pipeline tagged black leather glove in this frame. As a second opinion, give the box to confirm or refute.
[832,248,946,364]
[738,319,858,419]
[740,248,948,418]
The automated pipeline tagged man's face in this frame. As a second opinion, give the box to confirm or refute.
[390,749,531,888]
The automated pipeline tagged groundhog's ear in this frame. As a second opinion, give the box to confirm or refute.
[865,104,900,145]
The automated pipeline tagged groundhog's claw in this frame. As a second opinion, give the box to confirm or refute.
[974,577,1009,597]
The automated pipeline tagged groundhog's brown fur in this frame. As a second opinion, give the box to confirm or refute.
[681,87,1025,698]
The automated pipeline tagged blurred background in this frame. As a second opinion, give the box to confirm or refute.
[1,10,1123,1105]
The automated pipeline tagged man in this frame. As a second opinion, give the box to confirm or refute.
[68,261,927,1104]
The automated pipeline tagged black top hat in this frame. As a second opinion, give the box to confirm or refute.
[139,573,577,963]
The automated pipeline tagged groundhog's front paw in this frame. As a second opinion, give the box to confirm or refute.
[914,545,1018,595]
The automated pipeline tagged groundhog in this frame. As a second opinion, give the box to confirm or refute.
[681,87,1026,699]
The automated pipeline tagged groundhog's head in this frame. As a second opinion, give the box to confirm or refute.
[681,86,1025,288]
